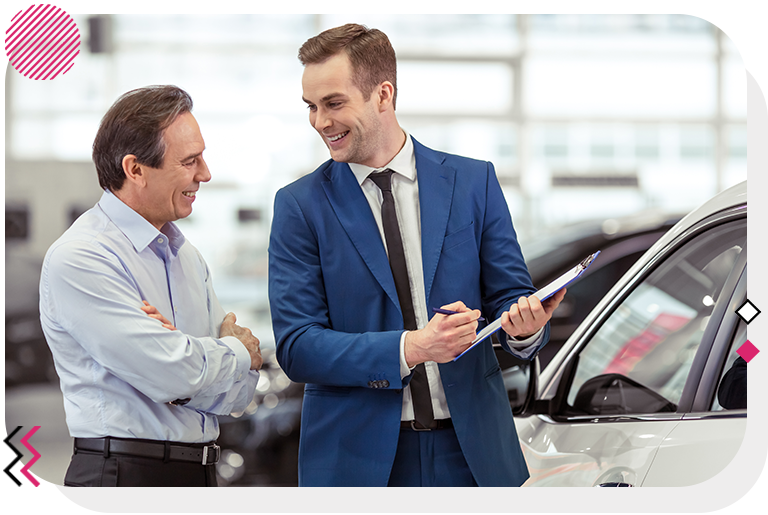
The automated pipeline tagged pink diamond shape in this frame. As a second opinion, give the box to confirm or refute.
[737,340,760,363]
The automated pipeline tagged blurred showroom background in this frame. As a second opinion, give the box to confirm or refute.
[5,14,747,486]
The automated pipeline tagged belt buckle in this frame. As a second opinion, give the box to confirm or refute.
[201,443,220,465]
[410,420,431,432]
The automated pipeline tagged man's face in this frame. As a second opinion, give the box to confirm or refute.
[302,53,385,167]
[141,112,211,230]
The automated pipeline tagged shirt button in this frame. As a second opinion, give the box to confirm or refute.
[157,238,164,244]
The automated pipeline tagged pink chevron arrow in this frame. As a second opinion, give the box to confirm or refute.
[16,426,43,488]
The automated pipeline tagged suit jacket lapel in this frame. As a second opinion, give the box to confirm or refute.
[414,138,456,304]
[321,161,401,312]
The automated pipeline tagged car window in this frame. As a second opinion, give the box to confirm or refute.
[561,220,746,417]
[711,320,747,411]
[555,251,646,322]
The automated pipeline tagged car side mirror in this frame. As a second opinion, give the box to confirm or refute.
[506,355,541,416]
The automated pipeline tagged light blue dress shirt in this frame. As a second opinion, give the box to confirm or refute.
[40,190,258,442]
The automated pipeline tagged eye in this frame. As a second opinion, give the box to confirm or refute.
[329,102,342,109]
[306,104,317,112]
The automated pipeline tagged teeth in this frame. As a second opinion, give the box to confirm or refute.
[182,191,196,198]
[329,131,348,142]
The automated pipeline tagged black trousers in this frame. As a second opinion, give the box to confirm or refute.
[64,450,217,487]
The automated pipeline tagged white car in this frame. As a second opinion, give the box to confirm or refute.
[512,181,747,487]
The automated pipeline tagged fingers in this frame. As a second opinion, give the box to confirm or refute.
[434,310,480,336]
[542,288,567,315]
[441,300,468,312]
[412,301,482,363]
[141,300,176,330]
[250,337,263,370]
[220,312,237,331]
[140,300,155,314]
[218,313,262,369]
[502,294,552,338]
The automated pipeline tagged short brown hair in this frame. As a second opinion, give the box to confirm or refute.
[92,85,193,192]
[298,23,397,108]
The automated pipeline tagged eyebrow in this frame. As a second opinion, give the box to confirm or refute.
[302,93,347,104]
[181,151,203,162]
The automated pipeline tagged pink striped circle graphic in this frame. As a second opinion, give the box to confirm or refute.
[5,4,80,80]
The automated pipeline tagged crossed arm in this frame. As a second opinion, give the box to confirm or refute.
[141,301,262,371]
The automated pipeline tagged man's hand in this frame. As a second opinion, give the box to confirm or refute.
[404,301,481,366]
[220,312,263,371]
[500,288,567,339]
[141,300,177,330]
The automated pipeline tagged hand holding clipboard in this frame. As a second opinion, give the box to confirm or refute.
[452,251,600,361]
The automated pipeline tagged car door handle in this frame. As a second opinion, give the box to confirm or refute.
[596,482,634,487]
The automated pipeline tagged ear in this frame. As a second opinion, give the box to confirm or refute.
[121,154,147,187]
[377,81,395,113]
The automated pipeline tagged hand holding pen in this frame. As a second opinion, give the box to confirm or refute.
[404,301,483,366]
[432,307,485,322]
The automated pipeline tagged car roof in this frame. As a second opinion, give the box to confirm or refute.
[645,181,746,257]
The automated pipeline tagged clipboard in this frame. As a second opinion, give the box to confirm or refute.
[452,250,601,361]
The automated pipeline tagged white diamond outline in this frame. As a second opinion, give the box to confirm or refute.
[736,299,761,324]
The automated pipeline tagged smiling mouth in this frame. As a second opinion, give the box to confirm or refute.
[182,191,196,198]
[328,131,349,142]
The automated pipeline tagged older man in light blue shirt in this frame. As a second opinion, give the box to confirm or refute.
[40,85,261,487]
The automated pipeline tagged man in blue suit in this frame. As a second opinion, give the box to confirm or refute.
[268,23,565,487]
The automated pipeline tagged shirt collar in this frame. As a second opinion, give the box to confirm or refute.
[348,130,416,185]
[98,190,185,254]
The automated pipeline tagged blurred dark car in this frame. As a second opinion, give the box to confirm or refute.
[217,209,682,486]
[216,349,303,486]
[5,253,58,388]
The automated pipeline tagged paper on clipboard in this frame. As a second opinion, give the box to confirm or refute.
[452,250,601,361]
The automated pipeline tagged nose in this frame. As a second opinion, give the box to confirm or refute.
[312,108,331,133]
[196,155,211,183]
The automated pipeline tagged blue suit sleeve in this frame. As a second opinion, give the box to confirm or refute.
[478,162,550,358]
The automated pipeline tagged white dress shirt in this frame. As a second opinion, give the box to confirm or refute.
[349,131,542,421]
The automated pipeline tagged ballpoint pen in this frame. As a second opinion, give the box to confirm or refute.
[431,307,485,322]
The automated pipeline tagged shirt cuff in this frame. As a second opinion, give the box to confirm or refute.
[399,331,413,379]
[505,328,544,360]
[218,335,252,382]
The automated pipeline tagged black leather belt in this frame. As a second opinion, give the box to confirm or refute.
[74,437,220,465]
[401,418,453,431]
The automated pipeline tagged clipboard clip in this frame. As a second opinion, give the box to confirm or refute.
[578,250,601,271]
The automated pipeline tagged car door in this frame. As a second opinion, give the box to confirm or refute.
[515,208,747,487]
[642,267,748,486]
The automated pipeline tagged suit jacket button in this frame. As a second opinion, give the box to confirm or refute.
[381,380,389,388]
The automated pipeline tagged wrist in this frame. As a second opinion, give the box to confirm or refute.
[404,330,425,368]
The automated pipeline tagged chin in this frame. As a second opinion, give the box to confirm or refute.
[330,150,354,164]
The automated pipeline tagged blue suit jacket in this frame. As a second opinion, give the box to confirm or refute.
[268,138,548,486]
